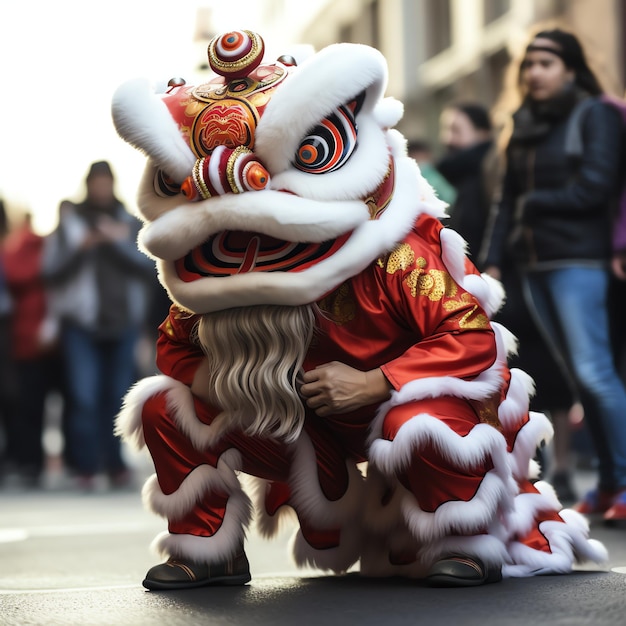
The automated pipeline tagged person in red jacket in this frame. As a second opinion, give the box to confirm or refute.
[1,213,54,486]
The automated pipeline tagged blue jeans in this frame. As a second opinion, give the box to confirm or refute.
[523,266,626,491]
[62,324,139,476]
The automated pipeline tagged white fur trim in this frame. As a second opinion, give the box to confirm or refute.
[265,117,390,202]
[507,411,554,480]
[136,162,188,223]
[285,436,365,527]
[117,374,235,451]
[242,475,298,538]
[477,273,507,317]
[370,416,510,476]
[115,375,174,450]
[502,481,562,539]
[528,459,542,480]
[439,227,468,281]
[368,362,505,447]
[246,434,366,541]
[254,43,388,174]
[438,228,506,319]
[400,470,513,544]
[368,413,517,549]
[111,79,196,182]
[493,321,520,358]
[367,320,511,443]
[158,155,432,313]
[289,525,361,574]
[142,448,244,520]
[419,533,510,570]
[150,486,252,564]
[497,368,535,431]
[373,97,404,129]
[139,191,369,261]
[162,378,240,450]
[503,516,608,577]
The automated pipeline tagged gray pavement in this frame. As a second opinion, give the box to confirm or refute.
[1,456,625,626]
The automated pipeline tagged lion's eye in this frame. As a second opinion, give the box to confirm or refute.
[294,100,360,174]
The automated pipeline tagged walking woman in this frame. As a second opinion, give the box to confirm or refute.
[483,28,626,520]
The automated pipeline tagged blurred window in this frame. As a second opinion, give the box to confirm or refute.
[425,0,452,58]
[339,0,379,47]
[483,0,511,24]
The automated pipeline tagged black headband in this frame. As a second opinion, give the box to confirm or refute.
[525,44,567,62]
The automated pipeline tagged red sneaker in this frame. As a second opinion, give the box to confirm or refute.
[572,488,617,514]
[603,490,626,521]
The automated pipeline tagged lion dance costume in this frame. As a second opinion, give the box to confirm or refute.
[113,30,607,589]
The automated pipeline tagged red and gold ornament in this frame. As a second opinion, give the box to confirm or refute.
[181,146,270,200]
[207,30,265,79]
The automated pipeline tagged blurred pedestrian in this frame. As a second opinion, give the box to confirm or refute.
[42,161,153,490]
[38,200,77,475]
[436,102,499,268]
[490,260,580,502]
[482,28,626,520]
[605,95,626,383]
[1,212,55,486]
[0,199,16,479]
[407,139,457,207]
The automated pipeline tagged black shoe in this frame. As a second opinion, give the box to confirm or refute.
[425,556,502,588]
[142,551,251,590]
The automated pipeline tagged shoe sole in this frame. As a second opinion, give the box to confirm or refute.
[426,569,502,588]
[142,572,251,591]
[426,574,491,588]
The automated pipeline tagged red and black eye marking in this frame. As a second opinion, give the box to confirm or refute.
[294,92,365,175]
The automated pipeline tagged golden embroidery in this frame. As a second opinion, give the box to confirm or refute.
[377,241,488,328]
[164,319,175,337]
[172,305,194,319]
[416,269,458,301]
[404,269,419,297]
[318,283,356,325]
[470,395,503,432]
[478,405,502,430]
[385,243,415,274]
[458,307,489,329]
[443,293,489,329]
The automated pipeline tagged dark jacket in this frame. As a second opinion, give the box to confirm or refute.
[437,140,494,266]
[483,96,622,268]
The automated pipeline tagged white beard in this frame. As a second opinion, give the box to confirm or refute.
[195,304,316,442]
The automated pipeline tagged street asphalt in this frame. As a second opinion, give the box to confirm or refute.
[1,453,625,626]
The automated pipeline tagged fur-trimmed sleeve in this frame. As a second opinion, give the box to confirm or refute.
[379,229,498,391]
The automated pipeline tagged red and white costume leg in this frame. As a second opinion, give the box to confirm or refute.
[363,321,607,577]
[117,375,366,571]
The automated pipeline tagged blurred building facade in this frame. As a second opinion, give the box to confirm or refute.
[197,0,625,153]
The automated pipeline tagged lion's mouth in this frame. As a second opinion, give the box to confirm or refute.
[175,230,352,280]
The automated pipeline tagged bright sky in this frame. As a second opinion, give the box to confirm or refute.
[0,0,269,233]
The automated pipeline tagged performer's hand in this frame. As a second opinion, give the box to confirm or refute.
[300,361,392,417]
